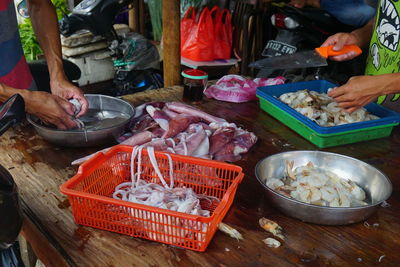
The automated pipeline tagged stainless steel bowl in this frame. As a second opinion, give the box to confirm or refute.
[27,94,135,147]
[255,151,392,225]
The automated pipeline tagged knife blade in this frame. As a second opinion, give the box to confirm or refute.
[249,45,362,70]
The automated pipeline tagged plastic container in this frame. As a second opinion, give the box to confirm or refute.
[65,50,115,86]
[256,80,400,147]
[60,145,244,251]
[182,69,208,102]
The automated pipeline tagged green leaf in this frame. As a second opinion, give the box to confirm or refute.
[18,0,70,61]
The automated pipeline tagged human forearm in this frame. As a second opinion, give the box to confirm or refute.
[0,83,31,104]
[26,0,89,116]
[377,73,400,95]
[0,83,78,128]
[350,17,375,48]
[328,73,400,113]
[0,83,47,115]
[27,0,66,81]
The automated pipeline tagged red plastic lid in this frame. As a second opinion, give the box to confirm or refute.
[181,69,208,80]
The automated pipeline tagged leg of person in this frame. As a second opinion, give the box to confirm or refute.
[321,0,376,27]
[28,59,81,93]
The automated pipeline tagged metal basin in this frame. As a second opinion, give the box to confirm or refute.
[255,151,392,225]
[27,94,135,147]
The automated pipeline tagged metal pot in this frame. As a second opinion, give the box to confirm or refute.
[255,150,392,225]
[27,94,135,147]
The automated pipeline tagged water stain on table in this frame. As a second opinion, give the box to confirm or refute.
[73,226,92,251]
[58,199,70,209]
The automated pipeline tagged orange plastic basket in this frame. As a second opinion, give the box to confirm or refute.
[60,145,244,251]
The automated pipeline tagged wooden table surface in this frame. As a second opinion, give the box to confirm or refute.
[1,86,399,266]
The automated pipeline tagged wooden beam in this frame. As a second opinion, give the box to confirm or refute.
[139,0,145,34]
[128,0,139,32]
[21,218,70,267]
[162,0,181,86]
[18,234,37,267]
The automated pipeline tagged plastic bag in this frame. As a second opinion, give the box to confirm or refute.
[180,7,196,51]
[181,7,215,62]
[211,7,232,59]
[110,32,160,71]
[204,75,286,103]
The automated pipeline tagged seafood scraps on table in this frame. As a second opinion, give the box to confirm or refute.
[278,89,379,127]
[72,101,257,165]
[112,146,220,245]
[266,161,368,207]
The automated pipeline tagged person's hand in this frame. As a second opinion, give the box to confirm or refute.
[328,75,387,113]
[25,91,78,129]
[321,32,362,61]
[50,78,88,117]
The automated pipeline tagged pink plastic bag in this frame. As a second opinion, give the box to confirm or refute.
[204,75,285,103]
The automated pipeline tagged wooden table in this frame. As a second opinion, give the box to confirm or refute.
[2,86,400,266]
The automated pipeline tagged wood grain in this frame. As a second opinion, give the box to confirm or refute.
[21,218,69,267]
[162,0,181,87]
[1,86,399,266]
[128,1,139,32]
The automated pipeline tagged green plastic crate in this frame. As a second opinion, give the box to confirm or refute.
[258,96,398,148]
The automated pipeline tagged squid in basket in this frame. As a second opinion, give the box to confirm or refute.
[112,145,222,246]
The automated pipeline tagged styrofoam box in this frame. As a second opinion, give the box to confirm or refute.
[65,49,114,86]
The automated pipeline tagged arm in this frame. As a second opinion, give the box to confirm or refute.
[321,17,375,61]
[0,83,78,129]
[27,0,88,116]
[328,73,400,113]
[351,17,376,48]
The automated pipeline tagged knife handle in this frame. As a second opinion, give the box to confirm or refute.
[315,45,362,58]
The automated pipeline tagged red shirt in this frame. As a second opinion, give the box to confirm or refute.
[0,0,35,90]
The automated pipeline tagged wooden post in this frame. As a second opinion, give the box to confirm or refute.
[162,0,181,87]
[128,0,139,32]
[139,0,145,35]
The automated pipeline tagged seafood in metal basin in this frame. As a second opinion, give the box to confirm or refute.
[265,160,368,208]
[278,89,379,127]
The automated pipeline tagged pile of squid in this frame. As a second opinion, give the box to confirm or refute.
[72,101,257,165]
[279,89,379,127]
[112,146,218,244]
[266,161,368,207]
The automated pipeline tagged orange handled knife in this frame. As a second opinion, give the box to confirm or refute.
[249,45,362,69]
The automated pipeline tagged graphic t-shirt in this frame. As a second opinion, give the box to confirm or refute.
[0,0,35,90]
[365,0,400,111]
